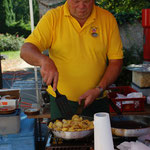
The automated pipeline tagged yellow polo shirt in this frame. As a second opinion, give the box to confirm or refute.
[25,2,123,102]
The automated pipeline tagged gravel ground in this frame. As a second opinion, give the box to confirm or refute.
[1,58,42,104]
[1,58,34,72]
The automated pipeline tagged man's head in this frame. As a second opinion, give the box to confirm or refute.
[67,0,94,21]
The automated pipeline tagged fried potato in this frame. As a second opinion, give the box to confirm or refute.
[62,127,68,131]
[48,122,53,129]
[72,114,79,120]
[55,120,63,128]
[48,114,94,132]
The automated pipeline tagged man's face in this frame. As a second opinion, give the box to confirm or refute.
[67,0,94,20]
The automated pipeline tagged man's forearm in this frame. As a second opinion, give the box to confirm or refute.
[98,59,123,90]
[20,42,48,67]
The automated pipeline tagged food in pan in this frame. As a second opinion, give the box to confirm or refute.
[48,114,94,132]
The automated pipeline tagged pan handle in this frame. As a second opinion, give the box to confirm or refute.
[107,98,122,115]
[42,81,62,97]
[50,82,62,97]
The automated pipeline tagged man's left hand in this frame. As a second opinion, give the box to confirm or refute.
[79,88,102,108]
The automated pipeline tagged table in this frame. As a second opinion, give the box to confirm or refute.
[27,106,50,150]
[27,104,150,119]
[111,104,150,116]
[26,104,150,149]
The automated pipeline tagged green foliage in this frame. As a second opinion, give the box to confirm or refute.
[0,0,39,37]
[6,0,15,25]
[115,47,143,85]
[0,33,24,51]
[0,21,31,38]
[0,0,6,28]
[33,0,40,25]
[96,0,150,24]
[1,0,150,37]
[0,0,15,27]
[12,0,39,25]
[114,11,141,25]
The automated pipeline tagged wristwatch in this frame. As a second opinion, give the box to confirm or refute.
[96,86,104,94]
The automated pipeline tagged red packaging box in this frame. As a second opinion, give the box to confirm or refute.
[107,86,146,112]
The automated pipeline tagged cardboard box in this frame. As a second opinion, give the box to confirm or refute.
[0,99,17,108]
[0,89,20,108]
[0,90,21,135]
[0,89,20,99]
[132,71,150,87]
[0,112,35,150]
[0,109,21,135]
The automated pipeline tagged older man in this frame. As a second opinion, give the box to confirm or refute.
[20,0,123,119]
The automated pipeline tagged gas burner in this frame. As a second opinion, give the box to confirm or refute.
[46,131,137,150]
[46,132,94,150]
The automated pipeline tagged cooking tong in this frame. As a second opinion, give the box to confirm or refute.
[107,98,122,115]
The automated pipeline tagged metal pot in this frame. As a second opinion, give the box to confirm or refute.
[48,116,94,140]
[111,115,150,137]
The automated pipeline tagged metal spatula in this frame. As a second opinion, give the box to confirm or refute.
[43,82,73,119]
[54,88,73,119]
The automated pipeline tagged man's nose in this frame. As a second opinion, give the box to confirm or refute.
[78,2,86,9]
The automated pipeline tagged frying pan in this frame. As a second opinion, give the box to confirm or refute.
[47,116,94,140]
[111,115,150,137]
[107,92,150,137]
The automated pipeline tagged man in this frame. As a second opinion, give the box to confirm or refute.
[20,0,123,119]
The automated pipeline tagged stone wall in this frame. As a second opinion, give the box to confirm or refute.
[119,21,143,50]
[37,0,143,51]
[37,0,64,18]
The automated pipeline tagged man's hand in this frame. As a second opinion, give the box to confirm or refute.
[20,43,59,91]
[40,57,58,91]
[79,88,102,108]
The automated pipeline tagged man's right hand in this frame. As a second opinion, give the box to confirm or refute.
[20,43,58,91]
[40,56,58,91]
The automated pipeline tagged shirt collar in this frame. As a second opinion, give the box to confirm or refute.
[64,1,71,17]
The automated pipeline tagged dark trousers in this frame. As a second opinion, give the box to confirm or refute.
[49,95,109,120]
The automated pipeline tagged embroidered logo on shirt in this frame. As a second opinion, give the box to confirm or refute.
[90,26,98,37]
